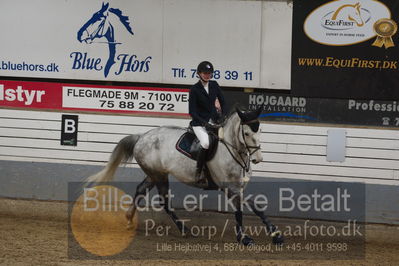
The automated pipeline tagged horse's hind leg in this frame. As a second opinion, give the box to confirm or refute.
[126,175,154,230]
[155,176,190,236]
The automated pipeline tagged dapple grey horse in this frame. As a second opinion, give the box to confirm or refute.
[87,108,283,245]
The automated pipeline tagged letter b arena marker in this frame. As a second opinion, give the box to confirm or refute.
[61,114,78,146]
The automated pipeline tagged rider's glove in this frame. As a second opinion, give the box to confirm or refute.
[205,122,219,130]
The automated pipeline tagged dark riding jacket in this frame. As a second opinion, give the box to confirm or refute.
[189,80,226,127]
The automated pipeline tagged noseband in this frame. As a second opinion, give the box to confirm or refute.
[220,119,261,173]
[240,120,261,156]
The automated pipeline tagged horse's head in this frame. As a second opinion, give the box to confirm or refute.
[236,107,263,164]
[77,3,134,44]
[332,3,364,27]
[348,3,364,27]
[78,3,109,44]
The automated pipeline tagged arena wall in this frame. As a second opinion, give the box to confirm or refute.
[0,109,398,224]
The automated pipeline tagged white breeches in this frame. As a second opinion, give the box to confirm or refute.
[192,126,209,149]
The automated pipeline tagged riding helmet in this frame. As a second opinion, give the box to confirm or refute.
[197,61,214,73]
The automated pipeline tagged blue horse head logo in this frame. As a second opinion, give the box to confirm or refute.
[77,3,134,77]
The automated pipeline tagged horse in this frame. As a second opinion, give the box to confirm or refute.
[86,107,284,245]
[332,2,364,27]
[77,2,134,77]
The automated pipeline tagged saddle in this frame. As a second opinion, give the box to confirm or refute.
[175,127,220,190]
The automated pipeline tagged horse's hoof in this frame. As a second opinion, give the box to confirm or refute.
[126,222,135,230]
[271,231,284,245]
[242,235,254,246]
[180,226,192,237]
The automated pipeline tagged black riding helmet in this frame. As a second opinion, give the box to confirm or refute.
[197,61,214,74]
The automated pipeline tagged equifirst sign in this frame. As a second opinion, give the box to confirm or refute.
[304,0,393,46]
[291,0,399,100]
[0,80,189,117]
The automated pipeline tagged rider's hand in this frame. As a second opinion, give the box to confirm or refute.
[215,98,221,114]
[205,122,219,130]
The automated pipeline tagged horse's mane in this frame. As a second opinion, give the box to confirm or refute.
[219,103,246,126]
[109,8,134,34]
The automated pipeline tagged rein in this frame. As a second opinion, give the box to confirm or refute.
[215,121,261,173]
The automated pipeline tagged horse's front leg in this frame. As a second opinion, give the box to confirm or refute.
[247,198,284,244]
[226,189,254,246]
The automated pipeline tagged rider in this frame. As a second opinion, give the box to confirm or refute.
[189,61,226,183]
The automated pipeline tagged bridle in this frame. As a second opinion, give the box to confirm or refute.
[219,120,261,173]
[84,16,108,43]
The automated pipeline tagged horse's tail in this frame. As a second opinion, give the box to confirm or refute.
[86,134,141,183]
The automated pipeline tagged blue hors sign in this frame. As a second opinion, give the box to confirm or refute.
[0,0,262,87]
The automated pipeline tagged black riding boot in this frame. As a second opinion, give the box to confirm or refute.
[195,148,208,183]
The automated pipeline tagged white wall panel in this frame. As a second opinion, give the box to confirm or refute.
[0,137,115,153]
[163,0,262,87]
[1,109,399,186]
[260,1,293,89]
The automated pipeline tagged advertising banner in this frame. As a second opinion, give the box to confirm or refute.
[3,78,399,127]
[225,91,399,128]
[292,0,399,100]
[0,0,261,88]
[0,80,189,116]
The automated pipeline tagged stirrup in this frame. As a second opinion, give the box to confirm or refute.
[196,178,207,185]
[196,177,207,185]
[195,170,207,184]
